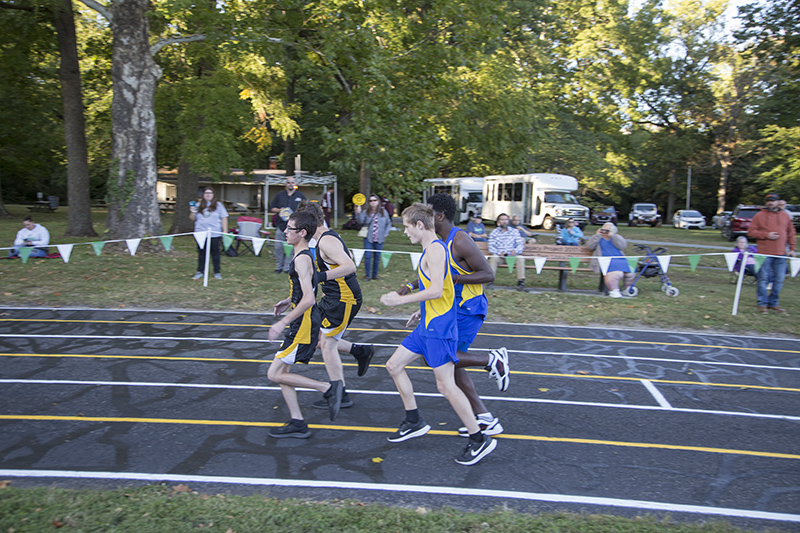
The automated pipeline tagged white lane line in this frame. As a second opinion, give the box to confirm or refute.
[642,380,673,409]
[2,379,798,422]
[1,335,797,372]
[0,469,797,524]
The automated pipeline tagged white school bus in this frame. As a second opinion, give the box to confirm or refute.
[481,173,589,229]
[422,177,484,223]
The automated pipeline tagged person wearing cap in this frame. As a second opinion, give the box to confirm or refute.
[748,193,796,314]
[269,177,306,273]
[559,218,584,246]
[466,213,488,242]
[510,215,536,243]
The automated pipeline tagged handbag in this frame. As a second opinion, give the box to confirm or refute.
[358,226,368,238]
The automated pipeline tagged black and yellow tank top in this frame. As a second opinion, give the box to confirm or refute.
[315,230,361,305]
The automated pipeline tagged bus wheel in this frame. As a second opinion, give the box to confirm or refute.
[542,216,554,231]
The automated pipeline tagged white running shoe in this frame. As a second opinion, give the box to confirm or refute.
[487,347,510,392]
[458,416,504,437]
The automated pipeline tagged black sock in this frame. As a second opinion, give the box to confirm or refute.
[469,431,485,443]
[290,418,306,427]
[350,344,365,358]
[405,409,420,424]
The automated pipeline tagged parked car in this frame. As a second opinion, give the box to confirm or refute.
[590,205,618,225]
[784,204,800,230]
[722,205,761,241]
[628,203,662,227]
[672,209,706,229]
[711,211,731,230]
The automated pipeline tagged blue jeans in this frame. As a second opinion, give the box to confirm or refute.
[9,247,48,258]
[757,256,787,307]
[363,239,383,278]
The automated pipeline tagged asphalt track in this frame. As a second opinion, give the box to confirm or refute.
[0,306,798,531]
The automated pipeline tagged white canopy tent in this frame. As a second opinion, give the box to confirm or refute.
[261,172,338,229]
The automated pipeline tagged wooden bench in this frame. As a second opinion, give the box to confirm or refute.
[475,241,605,292]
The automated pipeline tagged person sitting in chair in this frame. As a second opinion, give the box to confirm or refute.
[559,218,584,246]
[9,216,49,258]
[733,236,757,278]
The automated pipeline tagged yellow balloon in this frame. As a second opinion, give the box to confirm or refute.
[353,193,366,206]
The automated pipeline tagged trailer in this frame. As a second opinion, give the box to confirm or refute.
[481,173,590,230]
[422,177,484,223]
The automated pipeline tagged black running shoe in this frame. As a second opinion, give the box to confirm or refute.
[269,420,311,439]
[323,380,343,421]
[355,344,374,377]
[387,418,430,443]
[454,436,497,465]
[312,390,353,410]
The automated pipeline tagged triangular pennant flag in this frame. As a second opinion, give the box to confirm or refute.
[252,237,265,256]
[657,255,671,273]
[597,256,611,275]
[534,257,546,274]
[410,252,422,271]
[222,233,235,251]
[753,254,766,273]
[791,258,800,278]
[125,239,140,256]
[19,247,32,263]
[159,236,173,252]
[381,251,392,268]
[282,242,292,257]
[627,256,639,272]
[505,255,516,273]
[193,232,206,248]
[688,254,701,272]
[723,252,738,271]
[91,241,105,256]
[349,248,363,267]
[56,244,73,263]
[568,257,580,273]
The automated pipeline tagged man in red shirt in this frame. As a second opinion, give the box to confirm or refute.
[748,193,796,314]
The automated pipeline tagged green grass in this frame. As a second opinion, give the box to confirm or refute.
[0,485,780,532]
[1,205,798,336]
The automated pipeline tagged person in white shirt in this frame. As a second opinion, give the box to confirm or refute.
[9,216,50,258]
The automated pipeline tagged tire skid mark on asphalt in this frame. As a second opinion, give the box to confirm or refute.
[2,318,799,355]
[2,353,799,392]
[1,414,798,460]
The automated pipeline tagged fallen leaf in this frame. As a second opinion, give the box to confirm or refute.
[52,520,64,528]
[0,480,11,489]
[538,388,549,392]
[576,370,590,375]
[372,457,383,463]
[172,484,191,493]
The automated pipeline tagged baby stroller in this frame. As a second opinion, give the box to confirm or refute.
[624,244,679,297]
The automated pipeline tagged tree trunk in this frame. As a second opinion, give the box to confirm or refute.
[169,159,199,234]
[52,0,96,237]
[666,162,676,224]
[359,161,370,199]
[716,144,731,215]
[107,0,163,239]
[0,174,9,217]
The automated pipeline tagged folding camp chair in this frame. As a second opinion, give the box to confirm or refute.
[234,216,265,256]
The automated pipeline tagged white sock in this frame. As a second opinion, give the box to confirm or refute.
[477,412,493,422]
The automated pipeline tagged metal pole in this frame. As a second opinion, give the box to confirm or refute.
[686,166,692,210]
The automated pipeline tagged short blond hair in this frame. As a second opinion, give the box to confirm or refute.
[402,203,434,231]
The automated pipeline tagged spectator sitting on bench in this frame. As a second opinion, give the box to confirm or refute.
[585,222,634,298]
[9,216,50,258]
[510,215,536,243]
[559,218,584,246]
[488,213,526,291]
[466,212,488,242]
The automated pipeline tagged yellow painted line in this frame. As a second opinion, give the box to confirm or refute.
[2,353,798,392]
[1,414,797,460]
[3,318,799,355]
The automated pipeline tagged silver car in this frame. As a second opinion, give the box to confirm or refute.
[711,211,731,229]
[673,209,706,229]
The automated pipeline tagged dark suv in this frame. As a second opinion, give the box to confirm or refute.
[591,206,618,225]
[722,205,761,241]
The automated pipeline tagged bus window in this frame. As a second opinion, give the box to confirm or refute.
[513,183,522,202]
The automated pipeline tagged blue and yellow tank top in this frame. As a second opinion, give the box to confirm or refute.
[315,230,361,305]
[445,227,488,317]
[417,240,457,339]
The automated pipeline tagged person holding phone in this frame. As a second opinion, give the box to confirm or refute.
[585,222,634,298]
[8,216,49,258]
[189,187,228,280]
